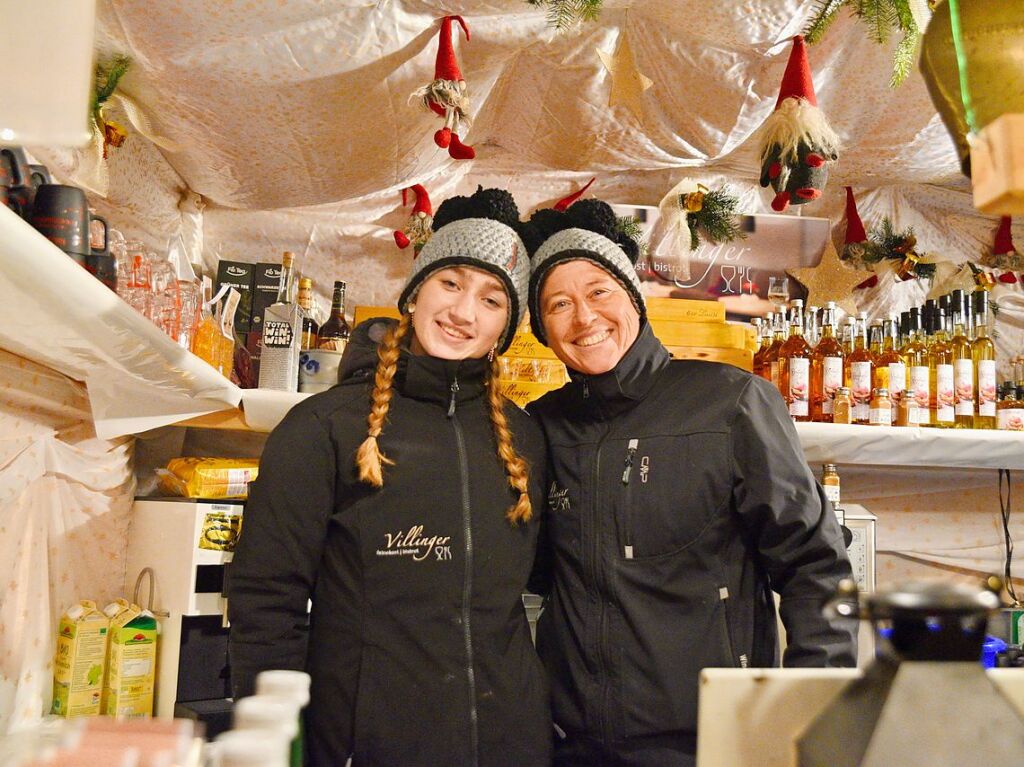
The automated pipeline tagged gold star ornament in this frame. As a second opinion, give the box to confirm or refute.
[787,240,867,317]
[596,34,652,121]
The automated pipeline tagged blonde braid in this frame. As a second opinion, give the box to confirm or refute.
[356,313,412,487]
[486,357,533,524]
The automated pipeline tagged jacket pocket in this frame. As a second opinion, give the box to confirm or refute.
[613,432,730,559]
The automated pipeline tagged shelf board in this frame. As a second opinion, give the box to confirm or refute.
[796,422,1024,470]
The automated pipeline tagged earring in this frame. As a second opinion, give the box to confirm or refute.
[487,345,496,363]
[407,302,416,315]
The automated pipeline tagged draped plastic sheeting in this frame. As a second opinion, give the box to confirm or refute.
[22,0,1022,320]
[0,351,134,734]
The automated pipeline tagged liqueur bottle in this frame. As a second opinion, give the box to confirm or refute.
[877,314,906,424]
[317,281,352,353]
[810,302,844,423]
[780,300,813,421]
[928,302,955,428]
[901,308,930,427]
[257,251,304,392]
[972,290,997,429]
[764,310,787,394]
[949,290,975,429]
[297,277,320,350]
[845,313,874,424]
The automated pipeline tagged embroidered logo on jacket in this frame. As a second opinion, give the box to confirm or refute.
[376,525,452,561]
[639,455,650,483]
[548,482,570,512]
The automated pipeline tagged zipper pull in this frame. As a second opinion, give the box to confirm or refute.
[621,439,638,484]
[447,377,460,418]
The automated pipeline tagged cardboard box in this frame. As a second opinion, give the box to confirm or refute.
[251,262,284,332]
[215,260,255,334]
[645,297,726,323]
[970,113,1024,215]
[103,602,158,718]
[52,601,110,718]
[648,319,754,350]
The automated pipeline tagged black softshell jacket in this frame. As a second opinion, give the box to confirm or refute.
[527,322,856,749]
[228,319,552,767]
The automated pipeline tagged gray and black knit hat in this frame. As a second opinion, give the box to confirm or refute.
[526,200,646,345]
[397,188,529,354]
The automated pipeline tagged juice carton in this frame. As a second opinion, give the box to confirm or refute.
[52,600,110,718]
[103,601,159,718]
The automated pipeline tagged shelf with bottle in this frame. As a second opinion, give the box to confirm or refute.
[753,288,1020,433]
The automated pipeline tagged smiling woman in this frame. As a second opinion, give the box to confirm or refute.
[539,260,640,375]
[409,266,510,361]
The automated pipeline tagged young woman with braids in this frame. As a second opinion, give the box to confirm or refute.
[228,188,552,767]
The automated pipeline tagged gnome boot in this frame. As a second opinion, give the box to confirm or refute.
[448,133,475,160]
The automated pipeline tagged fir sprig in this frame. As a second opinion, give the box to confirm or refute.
[868,217,934,279]
[615,215,648,260]
[526,0,604,31]
[92,55,131,114]
[803,0,924,86]
[687,187,746,250]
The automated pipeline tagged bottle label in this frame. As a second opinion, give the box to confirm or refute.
[978,360,997,417]
[869,406,892,426]
[788,358,810,416]
[823,483,841,507]
[936,364,955,422]
[822,357,842,414]
[851,362,872,420]
[954,358,975,415]
[999,408,1024,431]
[909,366,930,425]
[888,362,907,397]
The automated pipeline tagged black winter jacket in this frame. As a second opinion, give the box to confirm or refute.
[228,319,552,767]
[527,322,856,749]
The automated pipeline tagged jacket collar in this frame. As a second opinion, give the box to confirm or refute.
[398,349,487,408]
[566,321,670,414]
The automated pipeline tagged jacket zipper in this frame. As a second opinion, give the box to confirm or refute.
[719,587,748,668]
[620,439,638,560]
[448,376,479,766]
[589,426,614,745]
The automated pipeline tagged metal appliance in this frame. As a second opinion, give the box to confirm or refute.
[126,498,244,737]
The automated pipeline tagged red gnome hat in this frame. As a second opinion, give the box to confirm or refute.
[394,184,434,255]
[776,35,817,108]
[844,186,867,244]
[994,216,1018,283]
[412,16,475,161]
[553,177,596,211]
[844,187,877,289]
[759,35,839,212]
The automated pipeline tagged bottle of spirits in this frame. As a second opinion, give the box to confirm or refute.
[257,251,304,392]
[751,317,766,379]
[805,305,820,347]
[811,302,844,423]
[845,313,874,424]
[317,280,351,353]
[972,290,997,429]
[902,308,930,427]
[779,299,813,422]
[877,314,906,424]
[296,277,320,350]
[928,302,955,428]
[763,310,787,393]
[949,289,975,429]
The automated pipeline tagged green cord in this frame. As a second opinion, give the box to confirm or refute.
[946,0,979,134]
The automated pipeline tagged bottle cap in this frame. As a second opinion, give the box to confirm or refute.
[872,387,890,397]
[215,731,291,767]
[298,277,313,289]
[837,386,851,396]
[233,695,301,739]
[255,669,311,707]
[823,463,837,473]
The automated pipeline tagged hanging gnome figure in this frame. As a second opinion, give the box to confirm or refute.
[842,186,878,289]
[412,15,475,161]
[759,35,840,212]
[393,184,434,255]
[982,216,1022,283]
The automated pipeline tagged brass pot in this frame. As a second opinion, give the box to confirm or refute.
[919,0,1024,176]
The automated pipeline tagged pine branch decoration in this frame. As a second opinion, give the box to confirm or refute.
[526,0,604,31]
[803,0,925,87]
[91,54,132,159]
[685,187,746,250]
[615,215,648,259]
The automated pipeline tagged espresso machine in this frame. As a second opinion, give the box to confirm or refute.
[125,498,244,737]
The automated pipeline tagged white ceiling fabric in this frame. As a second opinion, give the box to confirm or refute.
[25,1,1024,324]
